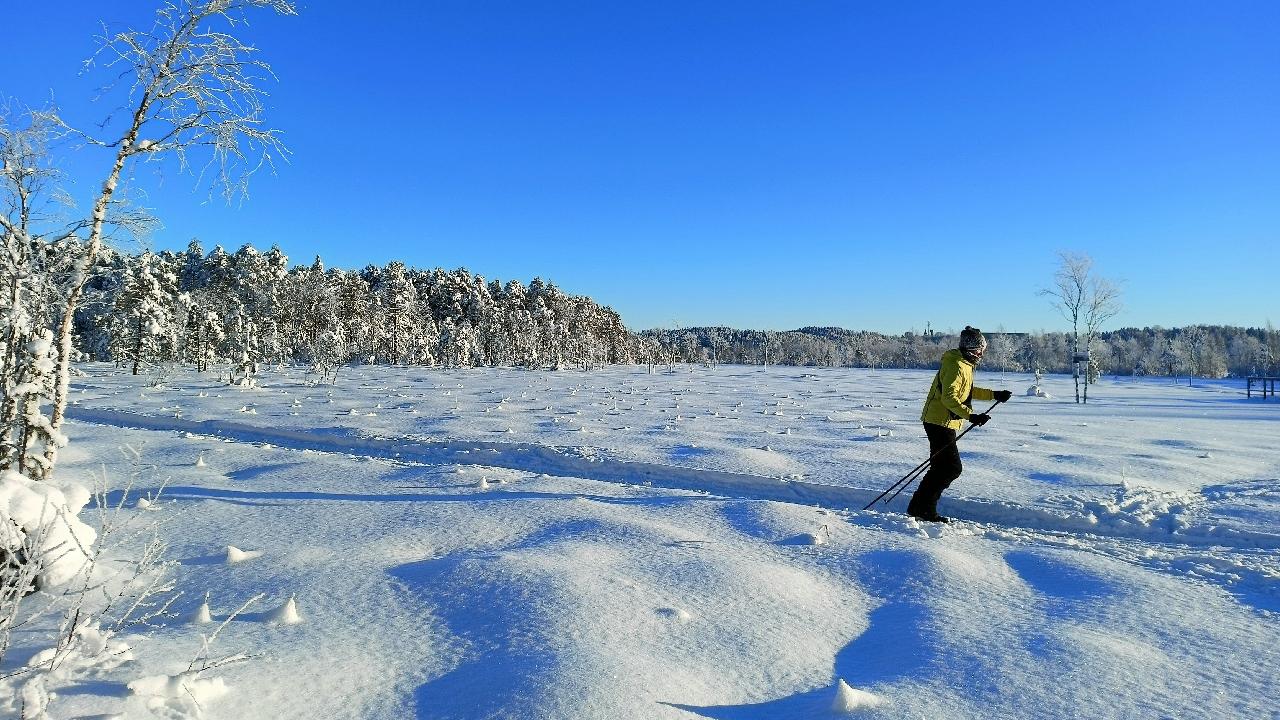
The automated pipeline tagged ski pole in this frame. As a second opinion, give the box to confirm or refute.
[881,398,1004,506]
[881,398,1004,505]
[880,404,997,506]
[862,399,1003,510]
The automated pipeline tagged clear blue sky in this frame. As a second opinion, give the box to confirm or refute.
[6,1,1278,333]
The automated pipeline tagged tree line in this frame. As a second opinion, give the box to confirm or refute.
[20,231,1274,388]
[71,241,638,380]
[641,324,1280,380]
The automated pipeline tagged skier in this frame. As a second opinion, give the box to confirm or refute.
[908,326,1012,522]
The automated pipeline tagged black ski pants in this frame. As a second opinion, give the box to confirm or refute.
[908,422,962,514]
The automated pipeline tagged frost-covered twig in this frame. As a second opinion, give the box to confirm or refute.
[187,591,263,673]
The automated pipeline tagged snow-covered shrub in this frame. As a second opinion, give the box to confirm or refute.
[0,470,96,591]
[1026,367,1052,398]
[1,457,184,717]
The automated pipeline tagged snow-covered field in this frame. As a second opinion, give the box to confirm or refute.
[7,363,1279,719]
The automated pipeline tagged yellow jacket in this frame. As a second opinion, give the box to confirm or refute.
[921,349,995,431]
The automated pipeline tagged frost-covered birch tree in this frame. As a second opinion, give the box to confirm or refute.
[0,112,72,477]
[42,0,296,469]
[1265,321,1280,375]
[1040,252,1122,403]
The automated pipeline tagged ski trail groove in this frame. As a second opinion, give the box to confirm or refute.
[68,407,1280,550]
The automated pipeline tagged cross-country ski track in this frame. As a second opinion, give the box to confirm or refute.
[69,405,1280,552]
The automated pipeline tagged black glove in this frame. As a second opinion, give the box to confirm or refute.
[994,390,1012,403]
[970,413,991,426]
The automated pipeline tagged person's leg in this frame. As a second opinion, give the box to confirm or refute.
[908,423,962,518]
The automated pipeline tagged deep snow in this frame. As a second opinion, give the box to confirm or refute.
[4,363,1277,719]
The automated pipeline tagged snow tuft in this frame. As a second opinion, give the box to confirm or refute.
[831,679,887,713]
[225,545,264,563]
[191,596,214,624]
[268,595,303,624]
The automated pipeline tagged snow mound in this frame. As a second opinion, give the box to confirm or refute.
[781,531,828,546]
[27,622,134,675]
[128,671,229,715]
[655,607,692,623]
[225,545,264,563]
[268,595,303,624]
[832,678,886,712]
[1026,385,1051,398]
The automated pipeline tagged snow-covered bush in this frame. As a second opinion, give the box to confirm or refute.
[0,458,205,719]
[0,470,96,591]
[1026,367,1052,398]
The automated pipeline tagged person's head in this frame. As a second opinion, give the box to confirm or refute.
[959,326,987,362]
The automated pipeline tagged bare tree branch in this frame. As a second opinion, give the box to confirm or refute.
[44,0,297,471]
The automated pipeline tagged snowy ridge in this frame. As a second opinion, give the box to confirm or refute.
[68,406,1280,550]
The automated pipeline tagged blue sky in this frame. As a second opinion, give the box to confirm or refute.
[6,1,1278,332]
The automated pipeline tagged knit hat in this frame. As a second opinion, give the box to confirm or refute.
[959,326,987,351]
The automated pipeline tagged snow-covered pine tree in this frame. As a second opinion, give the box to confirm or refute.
[461,273,496,366]
[500,280,539,368]
[181,292,224,373]
[231,246,265,376]
[378,261,421,365]
[199,245,246,378]
[411,313,439,366]
[278,256,333,372]
[225,300,258,386]
[259,244,289,367]
[436,317,463,368]
[335,272,374,364]
[109,252,180,375]
[527,279,559,369]
[217,244,286,383]
[179,239,207,292]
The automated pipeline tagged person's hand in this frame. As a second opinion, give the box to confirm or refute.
[970,413,991,426]
[994,390,1012,403]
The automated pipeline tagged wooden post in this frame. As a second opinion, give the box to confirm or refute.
[1248,376,1280,399]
